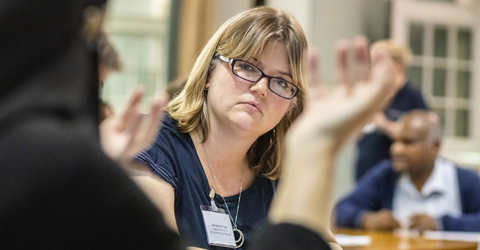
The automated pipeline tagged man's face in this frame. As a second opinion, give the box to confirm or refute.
[390,118,438,175]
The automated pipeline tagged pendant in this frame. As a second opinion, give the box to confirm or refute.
[233,228,244,248]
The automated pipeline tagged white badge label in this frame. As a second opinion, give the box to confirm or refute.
[201,205,236,248]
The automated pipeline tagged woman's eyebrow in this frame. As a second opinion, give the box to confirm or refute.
[253,57,293,79]
[278,70,293,79]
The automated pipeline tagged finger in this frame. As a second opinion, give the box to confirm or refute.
[125,105,143,142]
[409,215,421,229]
[410,214,420,222]
[307,48,321,89]
[131,93,167,155]
[409,222,418,230]
[414,218,430,232]
[418,216,435,230]
[369,48,396,110]
[335,39,350,88]
[145,93,167,140]
[353,35,370,83]
[306,48,324,105]
[392,218,401,229]
[393,220,402,228]
[119,87,145,131]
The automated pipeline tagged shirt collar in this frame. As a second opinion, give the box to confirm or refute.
[398,158,447,199]
[420,158,448,197]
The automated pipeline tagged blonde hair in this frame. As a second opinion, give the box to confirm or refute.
[371,39,412,68]
[167,6,308,179]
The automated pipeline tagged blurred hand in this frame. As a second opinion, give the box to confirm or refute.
[409,214,438,232]
[362,209,401,231]
[100,88,166,166]
[373,113,387,129]
[286,36,396,156]
[270,36,396,239]
[373,113,397,138]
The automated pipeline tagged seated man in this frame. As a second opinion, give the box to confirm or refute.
[336,110,480,232]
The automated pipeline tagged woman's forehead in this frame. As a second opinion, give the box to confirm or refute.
[239,40,289,62]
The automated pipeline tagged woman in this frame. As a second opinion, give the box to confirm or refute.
[131,6,310,249]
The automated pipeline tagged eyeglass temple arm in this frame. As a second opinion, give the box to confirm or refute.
[218,55,233,64]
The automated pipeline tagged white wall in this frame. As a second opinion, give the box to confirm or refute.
[213,0,254,30]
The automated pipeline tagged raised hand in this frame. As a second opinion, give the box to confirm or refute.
[270,37,397,243]
[287,36,396,153]
[100,88,166,166]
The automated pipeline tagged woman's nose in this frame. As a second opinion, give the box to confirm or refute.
[250,77,269,98]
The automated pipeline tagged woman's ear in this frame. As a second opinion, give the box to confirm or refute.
[205,58,219,90]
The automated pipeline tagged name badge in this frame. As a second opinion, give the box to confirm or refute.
[200,205,236,248]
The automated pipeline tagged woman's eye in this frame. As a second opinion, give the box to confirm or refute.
[239,63,255,72]
[274,79,288,89]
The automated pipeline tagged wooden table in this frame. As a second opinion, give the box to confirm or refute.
[334,229,477,250]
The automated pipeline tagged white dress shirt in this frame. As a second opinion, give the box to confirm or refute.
[392,158,462,228]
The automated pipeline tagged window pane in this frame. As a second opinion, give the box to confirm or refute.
[432,108,446,133]
[433,68,447,97]
[455,109,470,137]
[456,70,470,98]
[138,71,156,92]
[106,34,164,93]
[410,24,424,56]
[408,66,423,90]
[457,28,472,60]
[104,73,128,97]
[434,26,447,58]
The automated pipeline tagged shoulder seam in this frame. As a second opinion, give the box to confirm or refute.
[137,151,178,190]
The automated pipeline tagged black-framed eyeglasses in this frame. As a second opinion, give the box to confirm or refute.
[218,55,299,99]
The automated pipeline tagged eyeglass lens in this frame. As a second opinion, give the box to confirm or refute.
[232,60,296,98]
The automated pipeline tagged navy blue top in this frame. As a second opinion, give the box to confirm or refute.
[336,159,480,232]
[355,83,428,180]
[135,113,276,249]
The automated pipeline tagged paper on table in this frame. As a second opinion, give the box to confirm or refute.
[423,231,480,242]
[335,234,372,246]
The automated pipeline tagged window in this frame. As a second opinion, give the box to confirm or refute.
[406,22,473,137]
[393,0,480,167]
[102,0,171,112]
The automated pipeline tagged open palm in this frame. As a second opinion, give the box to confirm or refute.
[287,37,396,153]
[100,89,166,166]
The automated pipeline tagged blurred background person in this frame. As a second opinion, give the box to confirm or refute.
[97,30,121,122]
[99,99,115,122]
[355,40,428,181]
[336,110,480,232]
[0,0,179,248]
[97,30,122,86]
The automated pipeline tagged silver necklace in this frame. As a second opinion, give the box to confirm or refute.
[201,142,246,248]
